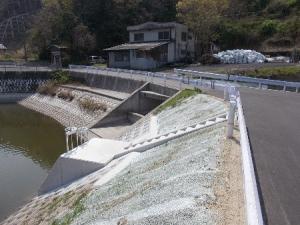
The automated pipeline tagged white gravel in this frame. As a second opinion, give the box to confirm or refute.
[71,125,225,225]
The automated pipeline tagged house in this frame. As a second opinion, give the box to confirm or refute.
[104,22,195,70]
[0,44,7,54]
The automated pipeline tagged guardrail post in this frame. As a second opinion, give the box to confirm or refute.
[283,82,287,92]
[296,87,299,93]
[227,101,236,139]
[211,80,215,89]
[258,83,262,89]
[164,74,166,87]
[224,86,230,101]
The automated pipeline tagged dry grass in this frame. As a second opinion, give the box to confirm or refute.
[78,98,107,113]
[57,90,74,101]
[37,81,58,96]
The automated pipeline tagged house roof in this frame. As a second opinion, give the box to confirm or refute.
[127,21,185,31]
[0,44,7,50]
[104,42,169,51]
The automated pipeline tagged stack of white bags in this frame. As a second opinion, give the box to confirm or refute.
[214,49,266,64]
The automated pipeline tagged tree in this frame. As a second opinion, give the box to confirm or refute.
[177,0,228,56]
[72,23,96,59]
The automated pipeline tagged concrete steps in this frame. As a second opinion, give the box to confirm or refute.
[39,113,227,194]
[117,113,227,158]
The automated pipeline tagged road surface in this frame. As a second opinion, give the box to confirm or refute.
[240,88,300,225]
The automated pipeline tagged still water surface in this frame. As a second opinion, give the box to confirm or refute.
[0,104,65,221]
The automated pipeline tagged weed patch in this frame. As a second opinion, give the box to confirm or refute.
[78,98,107,112]
[37,81,58,96]
[154,88,202,114]
[57,90,74,101]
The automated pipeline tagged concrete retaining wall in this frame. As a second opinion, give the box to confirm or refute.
[39,157,102,194]
[92,83,178,128]
[0,93,32,103]
[69,71,145,94]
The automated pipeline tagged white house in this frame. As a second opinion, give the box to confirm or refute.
[104,22,195,70]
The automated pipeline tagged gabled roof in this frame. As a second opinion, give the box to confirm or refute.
[104,42,169,51]
[127,22,185,32]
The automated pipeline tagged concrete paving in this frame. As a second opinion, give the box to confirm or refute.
[240,88,300,225]
[62,84,130,101]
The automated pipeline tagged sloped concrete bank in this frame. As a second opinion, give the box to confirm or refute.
[1,92,246,225]
[0,88,121,128]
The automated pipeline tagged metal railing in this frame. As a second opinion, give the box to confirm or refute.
[175,68,300,92]
[0,65,53,72]
[69,65,226,91]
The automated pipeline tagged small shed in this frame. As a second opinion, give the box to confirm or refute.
[50,45,68,68]
[0,44,7,54]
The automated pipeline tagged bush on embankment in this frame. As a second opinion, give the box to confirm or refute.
[78,98,107,113]
[37,70,72,96]
[37,81,58,96]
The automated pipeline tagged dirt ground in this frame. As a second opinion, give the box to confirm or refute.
[213,125,246,225]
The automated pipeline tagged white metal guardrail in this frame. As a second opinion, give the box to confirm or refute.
[225,86,264,225]
[69,65,227,91]
[236,94,264,225]
[0,65,53,72]
[69,64,264,225]
[70,65,300,93]
[175,68,300,92]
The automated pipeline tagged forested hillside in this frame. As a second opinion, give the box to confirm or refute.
[0,0,41,20]
[2,0,300,61]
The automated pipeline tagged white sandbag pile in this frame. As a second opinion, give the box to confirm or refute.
[214,49,266,64]
[266,56,290,63]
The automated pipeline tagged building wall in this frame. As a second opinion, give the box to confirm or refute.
[128,24,195,62]
[108,52,130,69]
[129,28,176,43]
[108,23,195,70]
[174,24,195,61]
[130,50,158,70]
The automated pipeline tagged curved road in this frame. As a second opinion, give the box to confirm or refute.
[240,88,300,225]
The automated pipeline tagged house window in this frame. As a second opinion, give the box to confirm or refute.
[134,33,144,42]
[158,31,170,40]
[182,32,187,42]
[181,49,187,55]
[115,52,129,62]
[136,51,145,59]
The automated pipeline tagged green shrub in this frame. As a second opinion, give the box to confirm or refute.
[278,17,300,41]
[266,0,292,17]
[218,21,261,49]
[51,70,71,84]
[260,20,278,37]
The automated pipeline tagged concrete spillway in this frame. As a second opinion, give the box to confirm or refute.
[39,138,129,194]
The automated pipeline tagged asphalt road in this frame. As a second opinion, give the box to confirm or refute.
[240,88,300,225]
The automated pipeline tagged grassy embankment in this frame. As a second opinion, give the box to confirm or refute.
[155,88,202,114]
